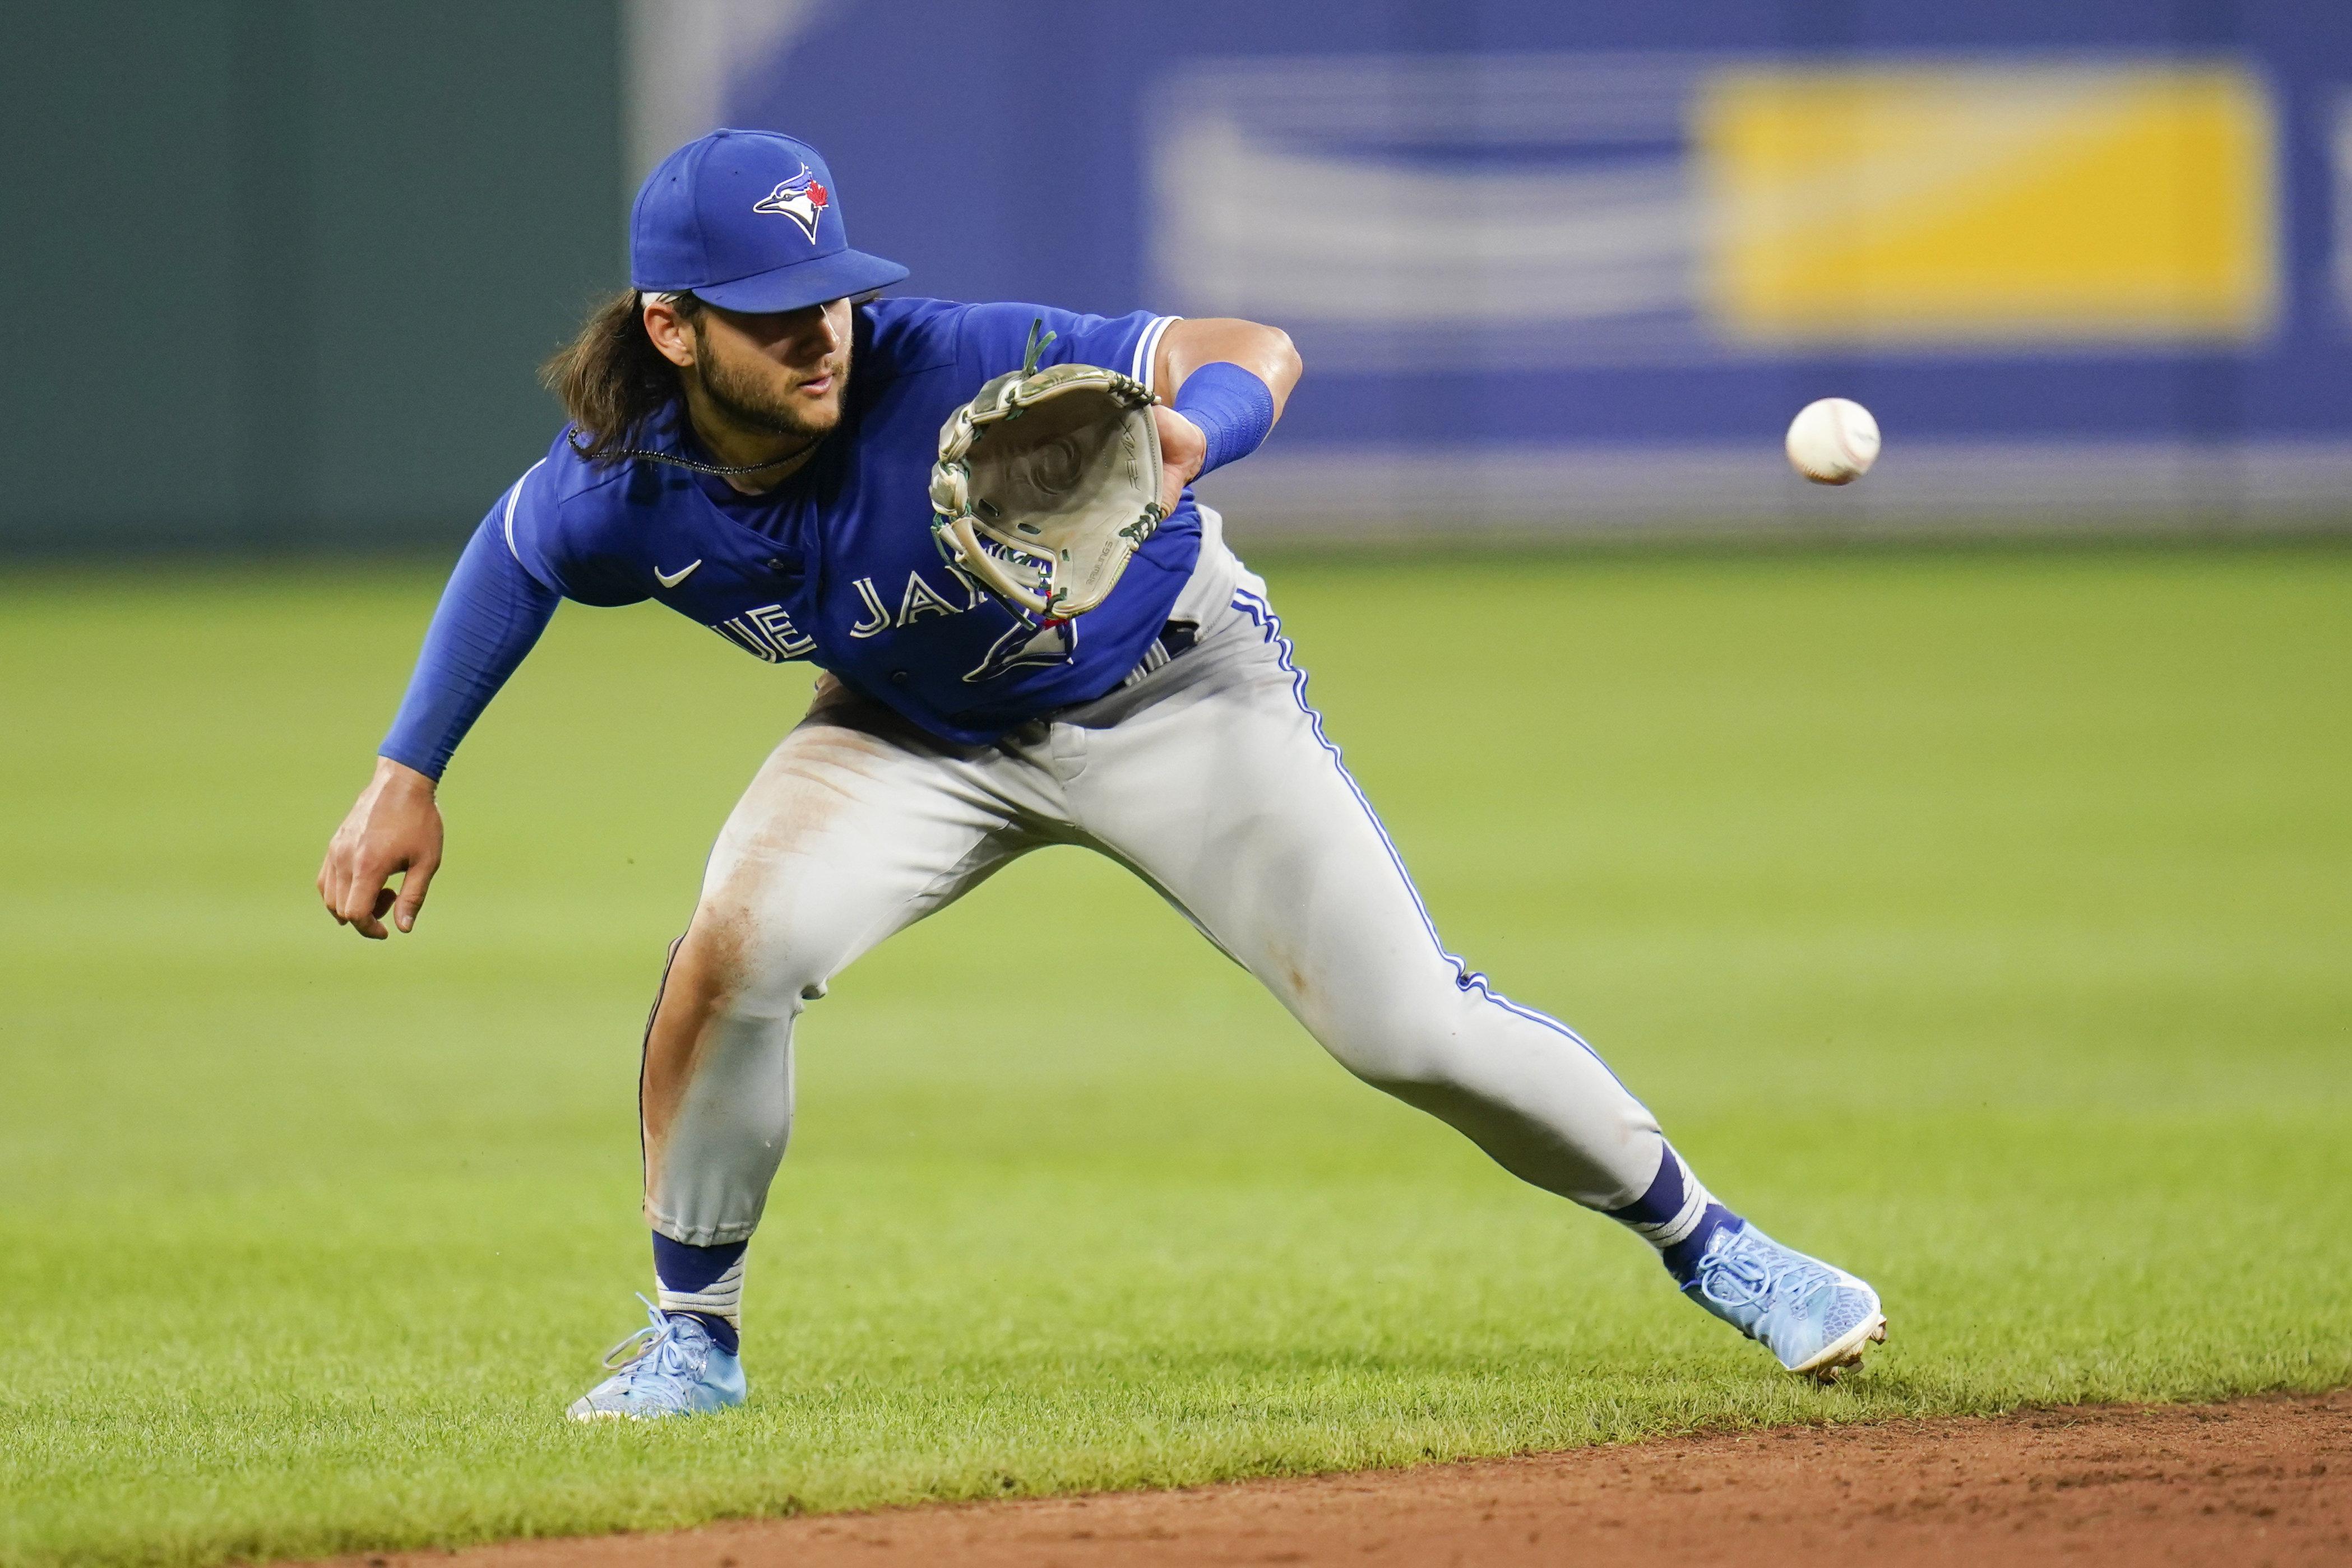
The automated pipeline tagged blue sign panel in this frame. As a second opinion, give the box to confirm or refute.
[683,1,2352,531]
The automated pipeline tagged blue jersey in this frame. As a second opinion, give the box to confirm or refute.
[503,298,1194,745]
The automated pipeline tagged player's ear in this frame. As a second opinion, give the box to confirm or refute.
[642,296,698,369]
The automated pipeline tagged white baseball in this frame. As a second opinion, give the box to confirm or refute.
[1785,398,1881,485]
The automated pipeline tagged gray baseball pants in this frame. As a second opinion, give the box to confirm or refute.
[640,548,1668,1246]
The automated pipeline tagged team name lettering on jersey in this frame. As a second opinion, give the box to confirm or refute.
[896,570,962,625]
[847,568,986,639]
[712,604,818,662]
[849,577,892,637]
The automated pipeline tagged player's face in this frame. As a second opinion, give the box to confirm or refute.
[689,298,853,440]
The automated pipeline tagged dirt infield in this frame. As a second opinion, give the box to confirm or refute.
[320,1390,2348,1568]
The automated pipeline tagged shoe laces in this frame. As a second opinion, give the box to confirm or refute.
[598,1295,708,1391]
[1696,1236,1837,1314]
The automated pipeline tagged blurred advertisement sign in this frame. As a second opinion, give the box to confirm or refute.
[2334,93,2352,324]
[1151,55,2278,365]
[1149,54,1702,369]
[698,5,2352,535]
[1698,64,2277,349]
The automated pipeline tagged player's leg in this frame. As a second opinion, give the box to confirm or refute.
[1061,611,1666,1207]
[1062,593,1885,1379]
[640,684,1044,1248]
[571,678,1052,1419]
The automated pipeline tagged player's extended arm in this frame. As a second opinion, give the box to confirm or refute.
[317,517,561,939]
[1149,318,1302,514]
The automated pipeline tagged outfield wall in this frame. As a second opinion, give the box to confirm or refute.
[0,2,622,553]
[11,3,2352,551]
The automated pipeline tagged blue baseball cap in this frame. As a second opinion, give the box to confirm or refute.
[629,129,908,313]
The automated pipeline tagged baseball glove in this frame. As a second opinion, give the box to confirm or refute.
[929,320,1165,620]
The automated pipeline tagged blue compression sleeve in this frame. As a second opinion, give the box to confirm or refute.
[1169,361,1276,478]
[378,518,561,780]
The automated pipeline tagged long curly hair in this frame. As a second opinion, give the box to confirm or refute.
[540,289,706,464]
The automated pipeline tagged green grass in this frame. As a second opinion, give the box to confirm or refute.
[2,542,2347,1567]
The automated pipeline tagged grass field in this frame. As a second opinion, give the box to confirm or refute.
[3,542,2348,1567]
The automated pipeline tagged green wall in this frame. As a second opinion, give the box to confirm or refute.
[1,2,623,552]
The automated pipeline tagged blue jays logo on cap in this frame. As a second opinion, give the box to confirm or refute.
[751,164,831,243]
[631,129,908,315]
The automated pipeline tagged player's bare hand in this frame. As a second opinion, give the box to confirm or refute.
[1152,403,1207,519]
[318,757,443,940]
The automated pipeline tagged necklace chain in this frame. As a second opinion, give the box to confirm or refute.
[567,430,818,479]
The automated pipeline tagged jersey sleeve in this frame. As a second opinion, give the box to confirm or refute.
[377,508,562,780]
[955,301,1180,395]
[376,443,651,780]
[499,449,652,609]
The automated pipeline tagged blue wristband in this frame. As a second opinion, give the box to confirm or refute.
[1170,361,1275,479]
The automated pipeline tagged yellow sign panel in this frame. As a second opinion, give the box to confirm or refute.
[1694,63,2277,347]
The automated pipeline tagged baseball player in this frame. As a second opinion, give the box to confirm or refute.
[317,130,1885,1421]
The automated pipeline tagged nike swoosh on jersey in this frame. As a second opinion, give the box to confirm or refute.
[655,560,703,589]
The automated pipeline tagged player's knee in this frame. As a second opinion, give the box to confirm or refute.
[669,893,826,1020]
[1321,1018,1481,1094]
[1301,973,1490,1091]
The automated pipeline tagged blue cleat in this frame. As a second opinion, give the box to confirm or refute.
[566,1296,747,1421]
[1684,1223,1887,1382]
